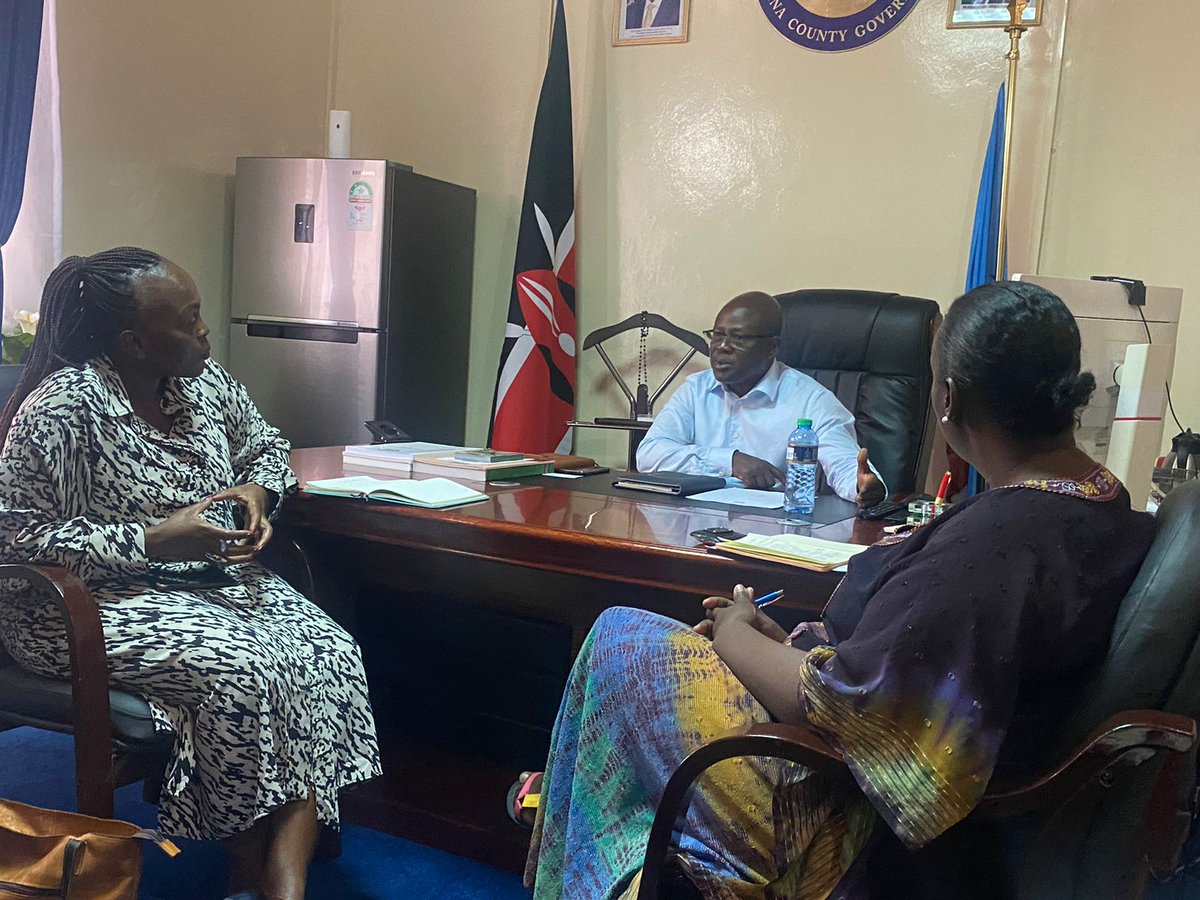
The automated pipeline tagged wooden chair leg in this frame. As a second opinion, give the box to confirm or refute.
[74,730,117,819]
[314,826,342,863]
[0,565,120,820]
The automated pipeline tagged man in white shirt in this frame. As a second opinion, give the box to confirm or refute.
[636,291,886,506]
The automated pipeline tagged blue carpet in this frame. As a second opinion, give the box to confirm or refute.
[9,727,1200,898]
[0,727,531,900]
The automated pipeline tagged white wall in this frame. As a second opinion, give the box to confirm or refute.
[332,0,1072,462]
[55,0,1198,465]
[58,0,333,361]
[1040,0,1200,453]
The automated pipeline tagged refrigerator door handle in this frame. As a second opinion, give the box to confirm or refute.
[237,317,368,345]
[237,313,365,329]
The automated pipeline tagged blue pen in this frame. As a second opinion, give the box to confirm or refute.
[754,589,784,608]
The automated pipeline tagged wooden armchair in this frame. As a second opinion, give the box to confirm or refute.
[640,715,1195,900]
[640,480,1200,899]
[0,540,315,820]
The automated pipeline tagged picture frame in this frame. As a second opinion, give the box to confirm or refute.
[612,0,691,46]
[946,0,1041,29]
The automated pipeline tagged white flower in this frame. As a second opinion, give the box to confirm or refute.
[14,309,38,336]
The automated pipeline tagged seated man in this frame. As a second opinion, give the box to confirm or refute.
[636,291,885,505]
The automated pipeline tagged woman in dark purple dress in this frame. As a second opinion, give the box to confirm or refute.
[523,281,1156,900]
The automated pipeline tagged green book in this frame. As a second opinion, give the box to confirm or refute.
[411,456,554,482]
[453,449,525,463]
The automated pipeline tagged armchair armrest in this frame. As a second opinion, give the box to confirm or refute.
[976,710,1196,818]
[0,563,116,818]
[638,722,847,899]
[637,712,1196,899]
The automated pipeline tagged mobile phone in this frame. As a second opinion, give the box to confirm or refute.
[857,500,906,521]
[858,494,933,524]
[572,466,610,476]
[689,527,746,543]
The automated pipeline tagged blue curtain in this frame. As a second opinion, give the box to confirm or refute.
[0,0,44,311]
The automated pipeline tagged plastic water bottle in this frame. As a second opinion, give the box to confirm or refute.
[784,418,819,516]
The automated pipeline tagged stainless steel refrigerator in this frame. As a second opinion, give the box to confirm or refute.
[228,157,476,449]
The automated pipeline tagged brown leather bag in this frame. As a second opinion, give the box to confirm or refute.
[0,798,177,899]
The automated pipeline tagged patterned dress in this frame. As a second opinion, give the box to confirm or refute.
[0,356,382,841]
[525,467,1156,899]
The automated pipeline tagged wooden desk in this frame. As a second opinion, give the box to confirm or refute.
[284,446,882,634]
[278,447,884,870]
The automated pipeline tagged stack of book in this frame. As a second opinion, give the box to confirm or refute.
[341,442,467,476]
[713,532,870,572]
[340,443,555,484]
[410,451,554,484]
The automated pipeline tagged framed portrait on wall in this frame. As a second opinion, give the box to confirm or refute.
[613,0,691,46]
[946,0,1041,29]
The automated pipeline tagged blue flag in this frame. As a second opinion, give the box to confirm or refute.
[959,83,1007,497]
[966,82,1007,290]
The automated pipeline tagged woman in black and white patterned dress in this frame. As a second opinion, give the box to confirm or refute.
[0,248,381,900]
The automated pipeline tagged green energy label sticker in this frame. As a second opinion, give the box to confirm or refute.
[348,180,374,232]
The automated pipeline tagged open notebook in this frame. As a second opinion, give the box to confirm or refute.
[713,532,870,572]
[304,476,488,509]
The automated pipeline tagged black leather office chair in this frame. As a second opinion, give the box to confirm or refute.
[774,289,941,495]
[640,480,1200,899]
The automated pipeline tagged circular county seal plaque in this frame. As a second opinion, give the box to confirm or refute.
[759,0,920,52]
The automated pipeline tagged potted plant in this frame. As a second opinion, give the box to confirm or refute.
[1,309,37,407]
[2,309,38,365]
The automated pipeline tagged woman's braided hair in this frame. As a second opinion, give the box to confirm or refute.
[0,247,166,444]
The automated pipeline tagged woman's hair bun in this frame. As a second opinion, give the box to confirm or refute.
[1049,372,1096,424]
[937,281,1095,440]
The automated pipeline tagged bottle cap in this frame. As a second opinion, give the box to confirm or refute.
[796,418,812,428]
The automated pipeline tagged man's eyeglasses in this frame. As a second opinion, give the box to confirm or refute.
[703,329,779,350]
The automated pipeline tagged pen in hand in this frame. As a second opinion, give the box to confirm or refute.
[754,589,784,608]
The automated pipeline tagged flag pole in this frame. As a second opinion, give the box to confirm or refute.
[995,0,1029,278]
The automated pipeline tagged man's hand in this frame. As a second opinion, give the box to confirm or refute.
[209,483,274,558]
[855,447,885,509]
[731,451,784,490]
[143,497,255,563]
[694,587,789,642]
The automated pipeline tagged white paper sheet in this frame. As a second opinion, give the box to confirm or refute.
[689,488,785,509]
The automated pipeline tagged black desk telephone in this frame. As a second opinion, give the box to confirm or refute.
[364,420,412,444]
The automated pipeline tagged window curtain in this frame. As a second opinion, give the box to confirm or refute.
[0,0,45,315]
[3,0,59,328]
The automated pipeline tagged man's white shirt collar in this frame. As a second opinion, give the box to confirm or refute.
[705,360,786,403]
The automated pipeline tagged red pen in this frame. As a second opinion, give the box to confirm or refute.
[934,471,952,506]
